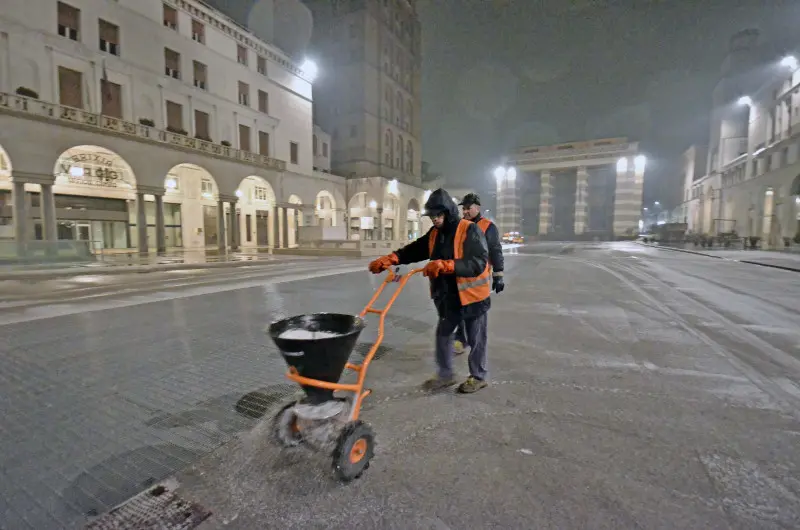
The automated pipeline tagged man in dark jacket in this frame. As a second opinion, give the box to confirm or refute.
[454,193,504,357]
[368,188,491,393]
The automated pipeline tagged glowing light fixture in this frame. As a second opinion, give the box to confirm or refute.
[738,95,753,107]
[634,155,647,173]
[781,55,798,70]
[301,58,318,82]
[369,199,378,209]
[616,157,628,173]
[165,177,178,189]
[69,166,84,177]
[235,189,243,198]
[423,189,432,202]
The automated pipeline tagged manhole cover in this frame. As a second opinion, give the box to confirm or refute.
[85,479,211,529]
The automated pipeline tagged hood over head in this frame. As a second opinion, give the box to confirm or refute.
[423,188,460,224]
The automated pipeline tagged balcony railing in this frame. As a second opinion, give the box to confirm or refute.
[0,92,286,171]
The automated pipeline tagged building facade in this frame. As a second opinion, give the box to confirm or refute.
[0,0,352,256]
[497,138,646,239]
[304,0,428,242]
[681,29,800,246]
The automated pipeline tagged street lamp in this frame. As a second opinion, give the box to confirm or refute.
[634,154,646,173]
[654,201,660,206]
[494,166,516,184]
[781,55,798,70]
[301,58,318,82]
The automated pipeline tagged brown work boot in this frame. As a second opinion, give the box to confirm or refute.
[422,375,457,391]
[457,376,488,394]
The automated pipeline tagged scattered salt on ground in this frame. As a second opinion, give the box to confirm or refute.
[279,329,341,340]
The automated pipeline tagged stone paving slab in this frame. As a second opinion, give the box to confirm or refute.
[169,247,800,529]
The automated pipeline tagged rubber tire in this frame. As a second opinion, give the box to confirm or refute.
[271,401,303,448]
[332,420,375,482]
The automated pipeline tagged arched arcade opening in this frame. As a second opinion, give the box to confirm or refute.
[407,197,421,240]
[236,176,276,248]
[50,145,137,249]
[348,192,378,240]
[163,163,221,249]
[315,190,337,227]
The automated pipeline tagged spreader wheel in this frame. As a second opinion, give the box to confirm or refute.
[332,420,375,482]
[271,401,303,447]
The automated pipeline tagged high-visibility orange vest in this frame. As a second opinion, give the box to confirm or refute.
[427,219,492,306]
[476,218,492,233]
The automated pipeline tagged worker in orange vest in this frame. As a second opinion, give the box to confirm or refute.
[368,188,492,393]
[453,193,504,358]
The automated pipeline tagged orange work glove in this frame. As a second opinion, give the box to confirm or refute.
[368,253,399,274]
[423,259,455,278]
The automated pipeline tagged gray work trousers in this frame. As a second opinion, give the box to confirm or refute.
[435,311,489,380]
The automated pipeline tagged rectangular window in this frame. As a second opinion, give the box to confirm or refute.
[238,81,249,106]
[254,186,269,201]
[58,66,83,108]
[163,4,178,29]
[258,90,269,113]
[323,142,328,157]
[194,109,210,140]
[290,141,299,164]
[259,131,270,156]
[239,124,251,152]
[191,19,205,44]
[164,48,181,79]
[313,134,318,155]
[165,100,183,131]
[100,79,122,118]
[237,45,248,65]
[98,19,119,55]
[193,60,207,90]
[57,2,80,41]
[257,55,267,75]
[201,178,213,197]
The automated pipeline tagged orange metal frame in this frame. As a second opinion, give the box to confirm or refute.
[285,267,425,420]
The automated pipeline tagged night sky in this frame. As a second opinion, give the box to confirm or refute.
[418,0,800,206]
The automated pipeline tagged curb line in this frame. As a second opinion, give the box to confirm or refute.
[635,242,800,273]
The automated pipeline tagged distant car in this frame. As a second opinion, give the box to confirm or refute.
[503,232,524,244]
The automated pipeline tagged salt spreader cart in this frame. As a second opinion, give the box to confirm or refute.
[267,267,424,482]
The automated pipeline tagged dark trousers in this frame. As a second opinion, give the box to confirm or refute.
[435,311,489,380]
[454,320,468,346]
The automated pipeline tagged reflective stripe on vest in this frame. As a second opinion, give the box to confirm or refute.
[427,219,491,306]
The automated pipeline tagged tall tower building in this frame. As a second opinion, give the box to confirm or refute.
[304,0,422,187]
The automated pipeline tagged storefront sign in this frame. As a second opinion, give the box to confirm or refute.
[59,154,124,188]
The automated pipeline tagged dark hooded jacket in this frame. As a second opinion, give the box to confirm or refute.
[393,189,490,319]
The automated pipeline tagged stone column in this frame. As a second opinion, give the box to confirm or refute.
[376,207,384,240]
[281,206,289,248]
[136,192,148,254]
[228,200,238,251]
[12,180,27,255]
[613,157,644,238]
[217,199,226,252]
[154,193,166,254]
[272,206,280,248]
[41,183,58,243]
[538,170,552,236]
[574,167,589,235]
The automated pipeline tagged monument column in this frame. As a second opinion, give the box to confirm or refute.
[574,166,589,235]
[538,170,552,235]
